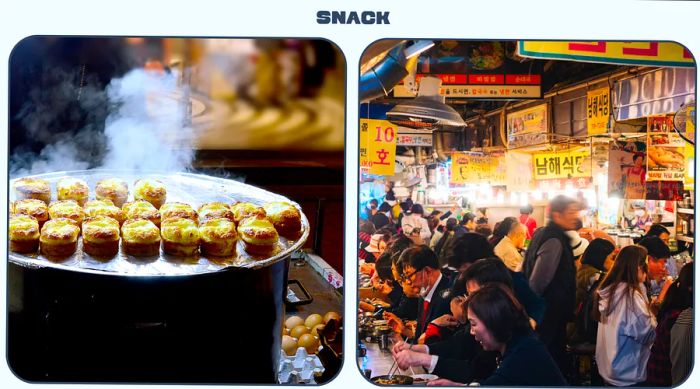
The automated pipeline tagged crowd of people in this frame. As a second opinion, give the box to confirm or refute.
[359,194,693,386]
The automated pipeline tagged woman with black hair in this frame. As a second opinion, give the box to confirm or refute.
[467,284,566,386]
[571,238,616,344]
[646,262,693,386]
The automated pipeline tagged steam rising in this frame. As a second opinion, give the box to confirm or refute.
[10,68,195,178]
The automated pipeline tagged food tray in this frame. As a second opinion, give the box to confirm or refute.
[8,169,310,276]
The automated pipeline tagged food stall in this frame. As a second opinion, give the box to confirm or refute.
[8,36,344,384]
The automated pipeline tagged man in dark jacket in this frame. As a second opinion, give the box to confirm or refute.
[522,195,580,378]
[398,245,453,343]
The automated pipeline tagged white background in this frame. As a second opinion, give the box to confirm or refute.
[1,0,699,388]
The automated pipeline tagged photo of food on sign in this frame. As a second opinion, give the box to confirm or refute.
[358,39,695,387]
[8,36,344,384]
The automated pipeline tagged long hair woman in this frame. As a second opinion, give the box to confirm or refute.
[467,284,566,386]
[595,245,657,386]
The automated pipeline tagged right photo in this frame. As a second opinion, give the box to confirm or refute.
[357,40,695,386]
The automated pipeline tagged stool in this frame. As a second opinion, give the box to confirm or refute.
[566,342,602,386]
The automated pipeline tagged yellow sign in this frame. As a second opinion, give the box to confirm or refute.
[451,152,505,185]
[533,148,592,180]
[586,87,610,135]
[506,104,548,149]
[360,118,396,176]
[518,41,695,68]
[685,106,695,190]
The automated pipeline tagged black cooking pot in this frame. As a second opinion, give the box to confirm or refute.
[7,171,310,384]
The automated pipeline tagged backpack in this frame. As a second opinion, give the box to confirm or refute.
[574,274,603,344]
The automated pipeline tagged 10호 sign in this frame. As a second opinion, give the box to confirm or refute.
[533,148,592,180]
[360,118,397,176]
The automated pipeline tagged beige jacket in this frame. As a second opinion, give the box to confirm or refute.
[494,236,524,271]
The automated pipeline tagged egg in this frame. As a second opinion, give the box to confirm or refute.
[297,333,319,354]
[323,311,341,324]
[305,314,324,328]
[282,335,298,356]
[311,323,326,337]
[290,324,310,339]
[285,316,304,329]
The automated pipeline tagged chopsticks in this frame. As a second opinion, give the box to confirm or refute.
[387,336,412,378]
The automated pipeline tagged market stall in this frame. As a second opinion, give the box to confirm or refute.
[358,39,695,386]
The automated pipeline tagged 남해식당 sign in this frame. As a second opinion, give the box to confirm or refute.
[533,148,592,180]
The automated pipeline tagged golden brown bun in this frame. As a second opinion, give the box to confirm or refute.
[122,200,161,227]
[48,200,85,227]
[84,199,124,225]
[82,216,120,257]
[160,202,198,223]
[263,201,302,238]
[40,218,80,257]
[9,215,40,253]
[95,178,129,207]
[230,202,267,226]
[13,199,49,227]
[57,177,89,206]
[121,219,160,256]
[161,217,200,256]
[13,178,51,204]
[199,218,237,257]
[237,217,278,255]
[198,202,234,223]
[133,179,167,209]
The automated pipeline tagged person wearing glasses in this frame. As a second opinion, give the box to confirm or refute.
[397,245,453,344]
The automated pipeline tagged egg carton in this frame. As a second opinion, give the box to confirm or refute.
[278,346,325,384]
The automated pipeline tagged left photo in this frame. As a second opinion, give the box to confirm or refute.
[8,36,344,384]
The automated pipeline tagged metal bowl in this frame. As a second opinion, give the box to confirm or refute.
[371,374,414,385]
[9,169,310,276]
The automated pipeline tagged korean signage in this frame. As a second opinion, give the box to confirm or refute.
[684,106,695,190]
[359,118,397,176]
[396,132,433,147]
[647,116,685,182]
[506,104,548,149]
[586,87,610,135]
[393,73,541,99]
[450,152,506,185]
[533,148,592,180]
[517,41,695,68]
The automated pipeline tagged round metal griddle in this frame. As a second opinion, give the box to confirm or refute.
[9,169,310,277]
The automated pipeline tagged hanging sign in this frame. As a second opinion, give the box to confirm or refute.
[586,87,610,135]
[360,118,397,176]
[450,152,505,185]
[647,137,686,181]
[533,148,592,180]
[506,104,548,149]
[517,41,694,68]
[684,106,695,190]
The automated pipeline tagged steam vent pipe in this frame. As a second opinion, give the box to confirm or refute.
[359,42,408,102]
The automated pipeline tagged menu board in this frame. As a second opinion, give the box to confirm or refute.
[450,152,506,185]
[647,115,685,181]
